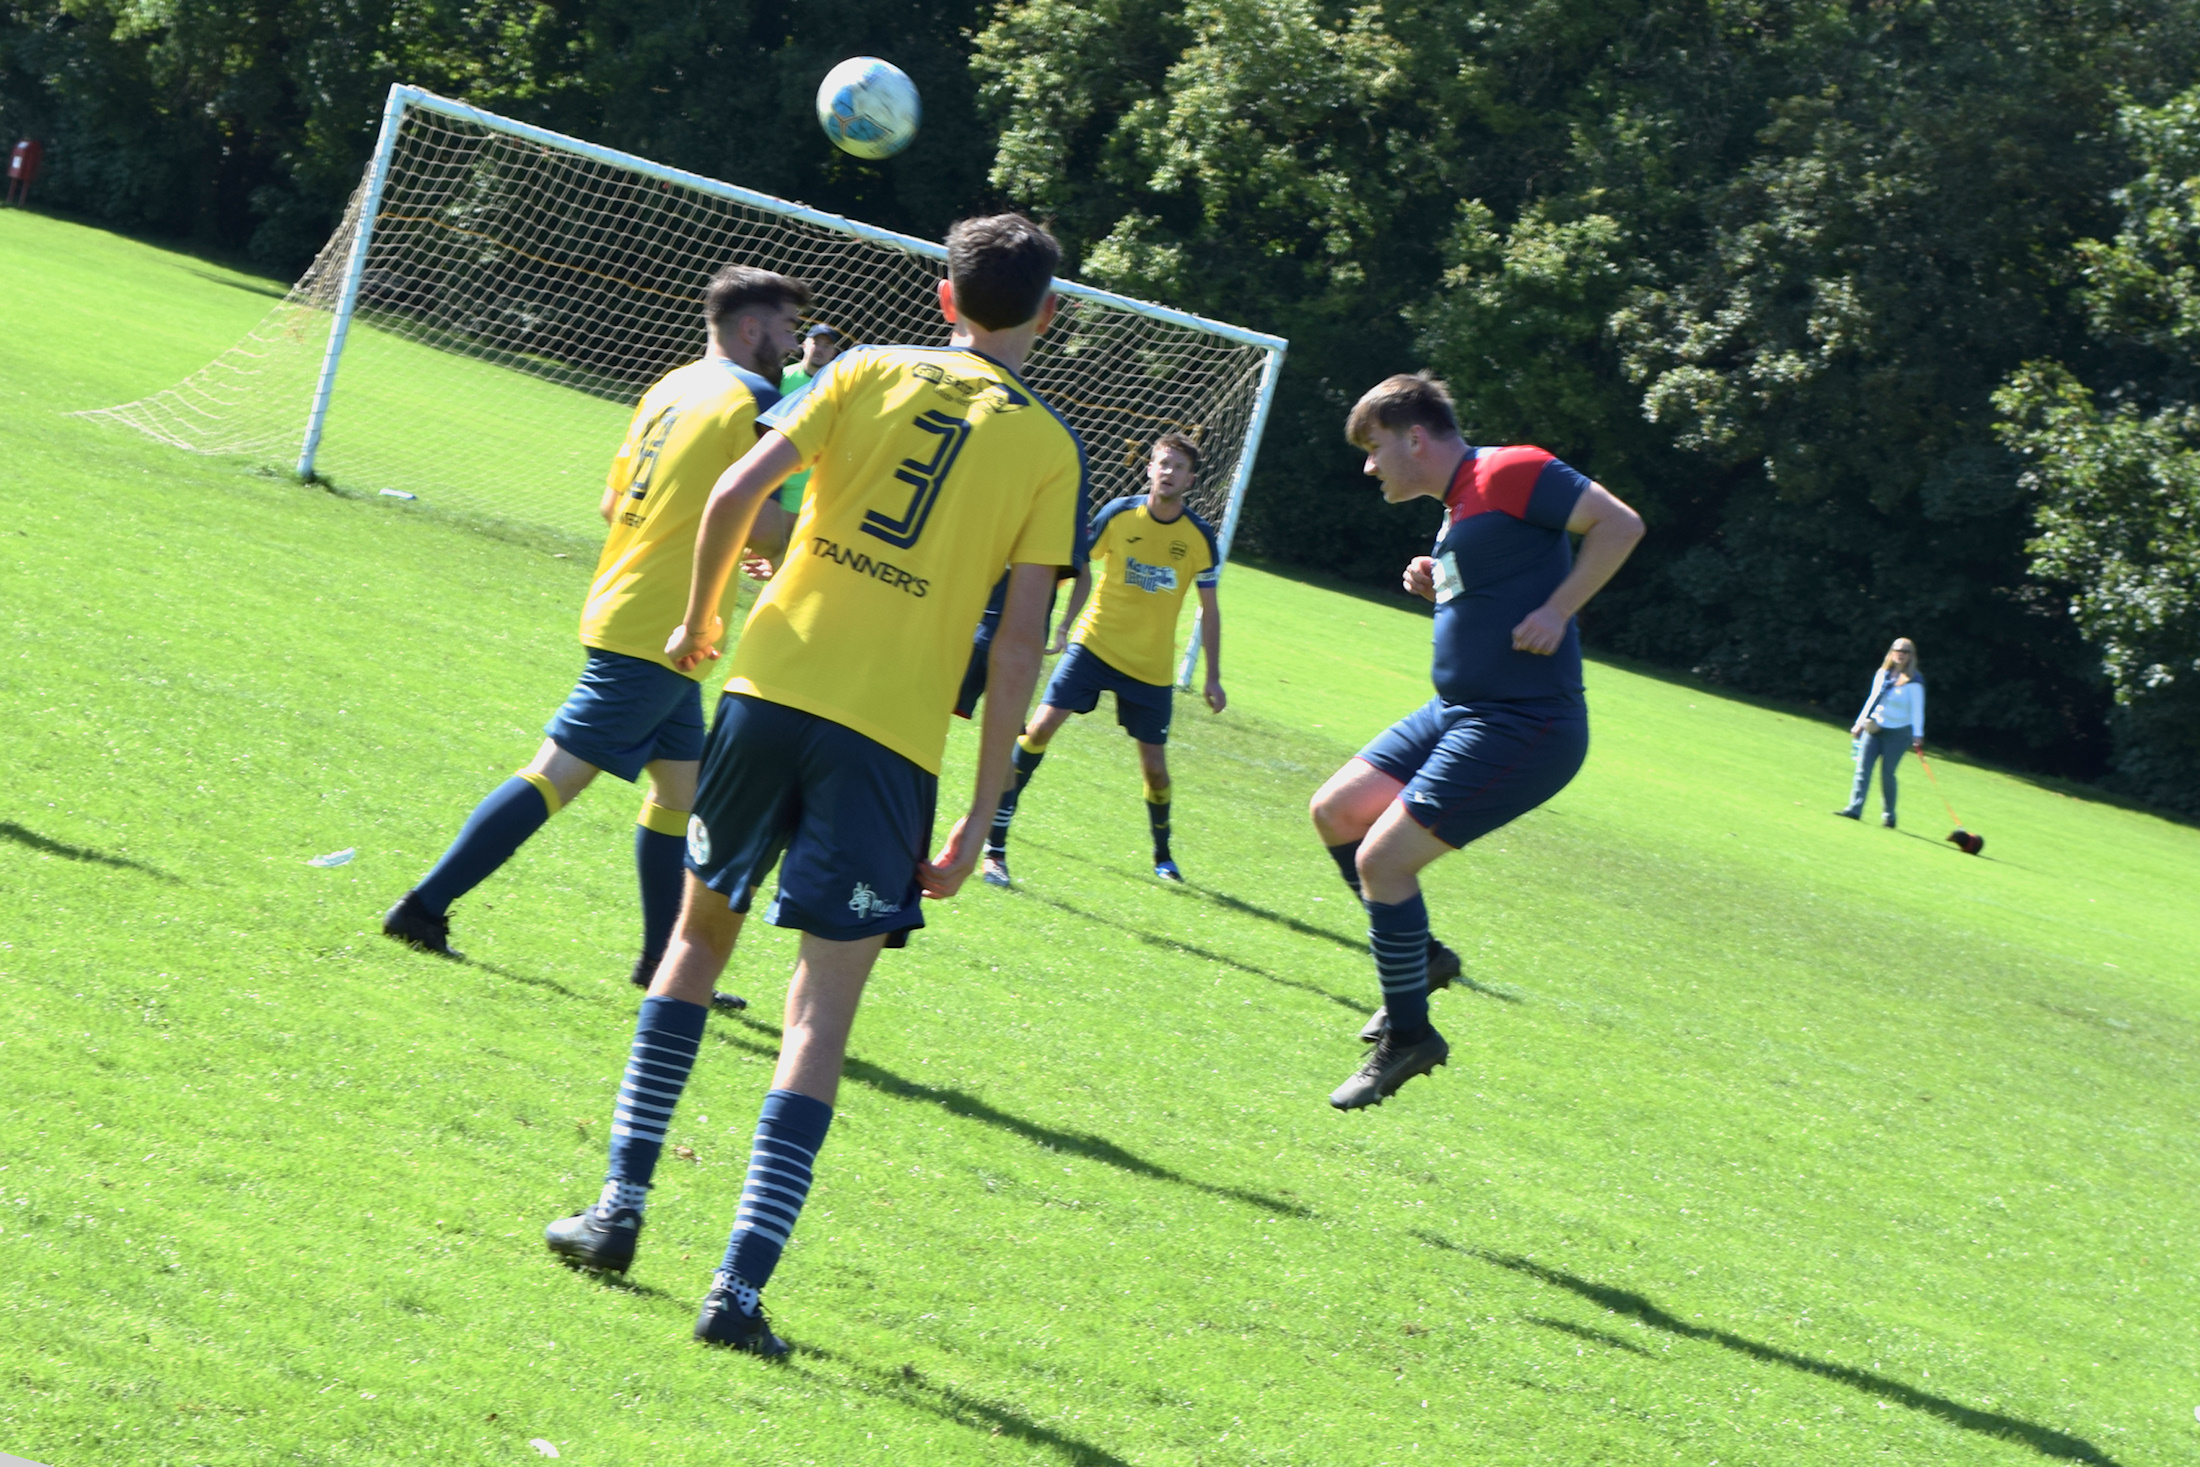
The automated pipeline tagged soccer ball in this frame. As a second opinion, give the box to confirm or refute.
[816,58,921,160]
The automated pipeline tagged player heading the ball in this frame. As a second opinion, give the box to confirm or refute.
[1310,372,1643,1110]
[379,265,811,1015]
[543,213,1087,1357]
[983,432,1225,886]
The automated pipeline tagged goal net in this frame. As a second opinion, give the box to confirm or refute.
[86,86,1286,614]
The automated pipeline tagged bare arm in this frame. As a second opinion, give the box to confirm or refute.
[664,431,804,670]
[1512,482,1645,655]
[1196,582,1225,712]
[599,479,621,525]
[1047,566,1092,654]
[924,562,1054,897]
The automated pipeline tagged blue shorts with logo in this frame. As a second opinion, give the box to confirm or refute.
[1041,643,1174,745]
[1357,695,1588,849]
[542,647,708,782]
[685,693,938,946]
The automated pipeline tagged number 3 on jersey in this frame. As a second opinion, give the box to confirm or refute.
[863,409,970,550]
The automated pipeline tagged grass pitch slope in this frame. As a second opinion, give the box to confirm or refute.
[3,210,2197,1467]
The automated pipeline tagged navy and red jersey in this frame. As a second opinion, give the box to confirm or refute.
[1426,446,1592,707]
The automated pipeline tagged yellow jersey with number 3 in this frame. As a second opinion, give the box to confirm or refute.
[732,345,1086,772]
[580,358,779,677]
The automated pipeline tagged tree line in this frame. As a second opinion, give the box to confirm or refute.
[4,0,2196,812]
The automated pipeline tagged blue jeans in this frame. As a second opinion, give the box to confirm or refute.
[1844,727,1913,820]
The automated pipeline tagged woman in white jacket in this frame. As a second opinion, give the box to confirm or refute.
[1837,638,1925,827]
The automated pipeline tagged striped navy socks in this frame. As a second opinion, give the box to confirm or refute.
[717,1089,833,1312]
[1368,893,1432,1044]
[601,994,708,1213]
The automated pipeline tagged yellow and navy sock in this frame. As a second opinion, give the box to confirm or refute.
[1146,783,1173,863]
[1325,839,1364,902]
[414,772,560,916]
[717,1088,834,1312]
[601,994,708,1215]
[1369,893,1432,1044]
[634,799,688,979]
[987,735,1049,855]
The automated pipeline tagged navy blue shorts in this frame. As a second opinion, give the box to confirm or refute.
[1357,696,1588,849]
[542,647,707,782]
[686,693,938,945]
[1041,644,1174,745]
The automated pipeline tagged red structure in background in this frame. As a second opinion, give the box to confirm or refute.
[8,140,43,205]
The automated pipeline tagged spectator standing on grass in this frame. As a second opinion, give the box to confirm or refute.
[378,266,809,1009]
[1836,637,1926,829]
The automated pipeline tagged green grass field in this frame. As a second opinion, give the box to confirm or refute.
[4,207,2198,1466]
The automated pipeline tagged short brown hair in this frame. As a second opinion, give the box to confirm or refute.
[704,265,812,340]
[946,213,1060,331]
[1153,431,1202,475]
[1345,372,1459,449]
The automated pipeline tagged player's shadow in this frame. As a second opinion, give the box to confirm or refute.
[714,1019,1310,1219]
[1008,885,1365,1016]
[1176,883,1523,1005]
[466,959,592,1004]
[1416,1234,2120,1465]
[1178,882,1365,955]
[797,1344,1132,1466]
[0,820,179,882]
[1524,1315,1657,1357]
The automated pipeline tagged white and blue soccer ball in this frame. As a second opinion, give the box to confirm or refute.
[816,57,922,160]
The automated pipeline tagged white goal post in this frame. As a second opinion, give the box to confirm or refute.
[87,83,1287,688]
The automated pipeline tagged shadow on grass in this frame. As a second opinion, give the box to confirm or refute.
[0,820,179,881]
[1009,884,1365,1016]
[581,1270,681,1304]
[798,1344,1132,1466]
[467,959,592,1003]
[181,266,288,300]
[1177,882,1365,955]
[1173,884,1522,1004]
[1524,1315,1656,1357]
[1418,1235,2119,1464]
[716,1018,1311,1218]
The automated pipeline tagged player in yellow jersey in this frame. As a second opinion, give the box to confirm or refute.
[381,266,810,1013]
[981,432,1225,885]
[542,215,1085,1357]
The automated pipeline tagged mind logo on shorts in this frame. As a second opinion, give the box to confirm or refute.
[687,815,712,867]
[847,881,901,921]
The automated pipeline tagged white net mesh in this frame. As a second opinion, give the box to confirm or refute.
[86,89,1282,549]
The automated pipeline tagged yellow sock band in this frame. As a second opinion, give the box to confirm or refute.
[1145,784,1172,804]
[517,769,564,817]
[638,799,688,837]
[1018,733,1051,755]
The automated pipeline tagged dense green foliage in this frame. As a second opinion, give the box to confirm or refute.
[1995,88,2200,811]
[9,208,2200,1466]
[6,0,2199,807]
